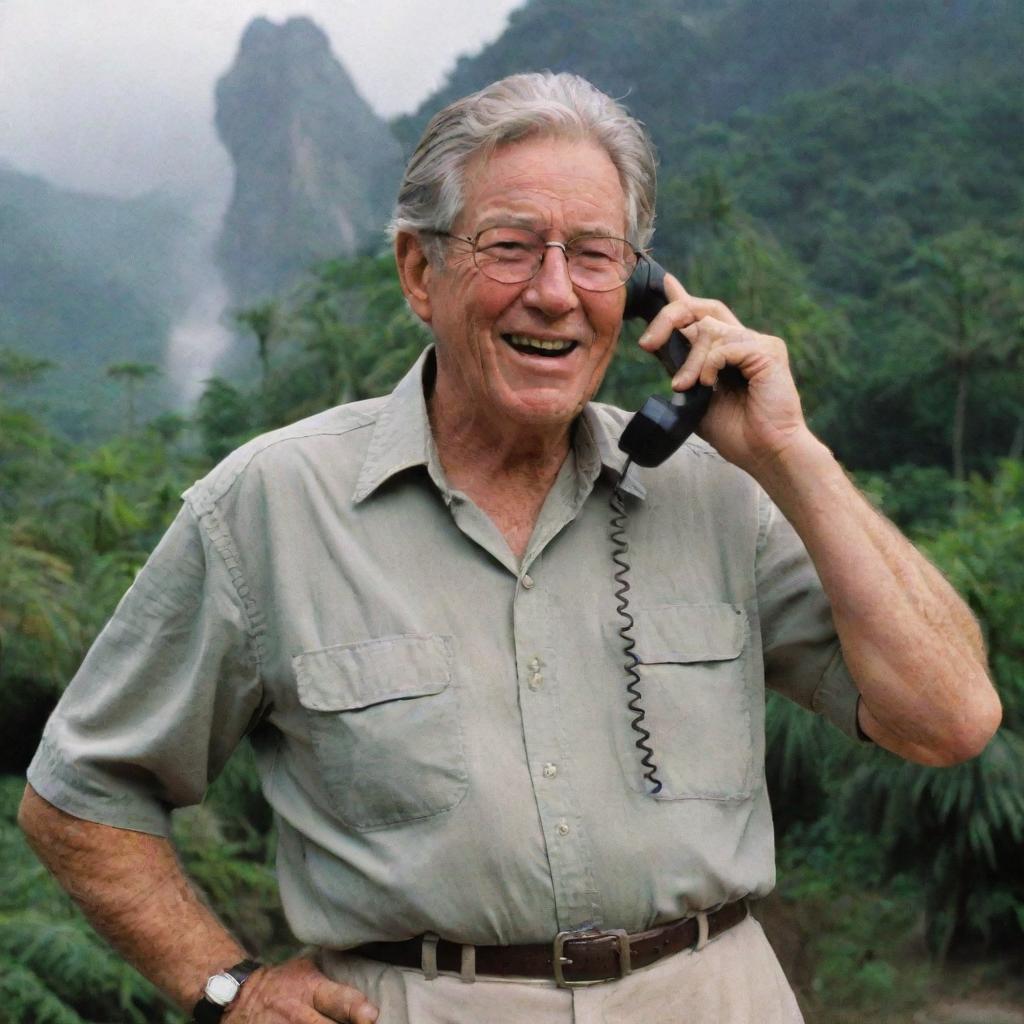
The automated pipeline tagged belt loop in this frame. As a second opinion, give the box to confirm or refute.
[421,933,440,980]
[459,943,476,983]
[693,911,710,952]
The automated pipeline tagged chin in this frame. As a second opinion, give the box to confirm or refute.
[502,390,588,428]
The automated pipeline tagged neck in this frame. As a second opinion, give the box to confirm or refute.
[426,382,575,561]
[428,391,571,490]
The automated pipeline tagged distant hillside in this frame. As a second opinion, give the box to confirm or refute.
[666,72,1024,302]
[396,0,1024,166]
[6,0,1020,450]
[390,0,1024,307]
[0,166,191,438]
[215,17,404,302]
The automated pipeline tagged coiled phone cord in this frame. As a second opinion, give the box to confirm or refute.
[610,460,663,795]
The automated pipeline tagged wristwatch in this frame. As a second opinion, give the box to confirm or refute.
[191,959,262,1023]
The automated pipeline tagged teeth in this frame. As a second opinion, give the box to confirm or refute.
[507,335,574,352]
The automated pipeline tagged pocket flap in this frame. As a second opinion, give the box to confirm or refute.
[293,633,452,711]
[635,603,746,664]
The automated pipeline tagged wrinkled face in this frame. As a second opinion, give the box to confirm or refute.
[422,134,629,432]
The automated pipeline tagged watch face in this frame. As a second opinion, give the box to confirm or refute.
[205,973,240,1006]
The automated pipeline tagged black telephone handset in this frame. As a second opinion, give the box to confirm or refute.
[618,259,714,467]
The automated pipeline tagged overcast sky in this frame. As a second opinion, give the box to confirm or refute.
[0,0,525,198]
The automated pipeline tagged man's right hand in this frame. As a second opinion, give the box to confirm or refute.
[17,789,380,1024]
[224,957,379,1023]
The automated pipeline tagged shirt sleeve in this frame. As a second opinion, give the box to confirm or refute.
[26,502,264,836]
[754,488,865,741]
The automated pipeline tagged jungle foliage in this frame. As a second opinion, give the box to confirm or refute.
[3,229,1022,1016]
[3,0,1024,1018]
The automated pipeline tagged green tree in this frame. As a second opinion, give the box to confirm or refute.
[234,301,280,399]
[0,520,80,686]
[0,347,55,391]
[74,444,146,553]
[255,255,428,428]
[897,227,1024,482]
[196,377,254,461]
[763,691,850,837]
[106,361,160,433]
[843,731,1024,960]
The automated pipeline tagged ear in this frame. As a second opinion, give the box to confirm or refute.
[395,231,434,324]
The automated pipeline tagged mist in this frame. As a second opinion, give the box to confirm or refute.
[0,0,524,198]
[0,0,523,401]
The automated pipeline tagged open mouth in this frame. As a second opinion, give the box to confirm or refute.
[502,334,579,358]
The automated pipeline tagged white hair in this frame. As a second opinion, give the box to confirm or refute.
[388,72,658,253]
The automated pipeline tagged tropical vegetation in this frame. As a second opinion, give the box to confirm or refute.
[3,0,1023,1018]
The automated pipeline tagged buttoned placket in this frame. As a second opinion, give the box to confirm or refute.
[512,554,604,931]
[431,428,612,934]
[509,451,611,932]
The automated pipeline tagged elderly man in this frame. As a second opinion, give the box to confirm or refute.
[20,73,998,1024]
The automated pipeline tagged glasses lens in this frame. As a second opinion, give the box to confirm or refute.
[567,235,637,292]
[473,227,544,283]
[471,227,638,291]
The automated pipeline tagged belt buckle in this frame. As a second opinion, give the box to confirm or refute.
[553,928,632,988]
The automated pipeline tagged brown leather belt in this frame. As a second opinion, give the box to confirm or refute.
[352,899,748,988]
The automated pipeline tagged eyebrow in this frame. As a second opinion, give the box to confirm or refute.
[472,212,624,237]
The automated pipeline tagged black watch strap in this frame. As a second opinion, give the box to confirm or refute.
[192,958,262,1024]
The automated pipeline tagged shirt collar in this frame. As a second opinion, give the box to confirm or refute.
[579,404,647,501]
[353,346,646,505]
[352,347,445,505]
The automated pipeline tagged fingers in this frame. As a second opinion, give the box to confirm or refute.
[671,316,736,390]
[313,979,380,1024]
[636,281,744,379]
[631,276,779,394]
[268,1002,375,1024]
[670,318,720,390]
[671,319,786,392]
[697,339,780,389]
[225,958,379,1023]
[662,273,743,328]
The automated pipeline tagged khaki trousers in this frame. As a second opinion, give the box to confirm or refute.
[319,916,804,1023]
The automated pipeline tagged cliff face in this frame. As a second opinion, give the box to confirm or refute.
[215,17,403,302]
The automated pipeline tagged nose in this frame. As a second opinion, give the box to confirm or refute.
[521,242,580,317]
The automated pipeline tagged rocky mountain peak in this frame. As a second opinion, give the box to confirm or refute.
[215,16,403,302]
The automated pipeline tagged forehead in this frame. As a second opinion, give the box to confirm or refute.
[457,134,627,236]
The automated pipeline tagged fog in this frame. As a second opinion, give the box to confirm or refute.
[0,0,523,401]
[0,0,524,199]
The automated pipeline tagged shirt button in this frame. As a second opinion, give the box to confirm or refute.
[528,673,543,690]
[556,821,570,837]
[542,763,558,779]
[521,574,535,589]
[528,657,541,672]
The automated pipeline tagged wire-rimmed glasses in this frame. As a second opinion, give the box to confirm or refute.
[427,226,644,292]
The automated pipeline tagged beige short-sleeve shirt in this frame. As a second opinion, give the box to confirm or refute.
[29,349,861,949]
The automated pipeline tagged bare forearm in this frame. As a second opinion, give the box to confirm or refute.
[754,432,1000,765]
[17,785,245,1012]
[641,277,998,762]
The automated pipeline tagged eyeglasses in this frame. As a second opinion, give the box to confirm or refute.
[427,226,644,293]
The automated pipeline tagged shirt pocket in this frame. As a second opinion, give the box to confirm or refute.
[293,633,468,831]
[617,602,755,801]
